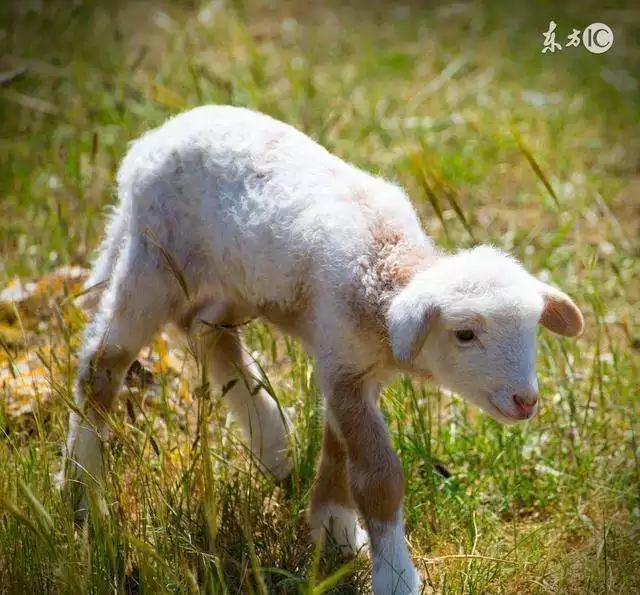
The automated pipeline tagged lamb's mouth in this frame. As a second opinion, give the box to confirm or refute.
[487,398,524,423]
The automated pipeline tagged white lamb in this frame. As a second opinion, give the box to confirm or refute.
[62,105,584,595]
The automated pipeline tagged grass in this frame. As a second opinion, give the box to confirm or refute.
[1,0,639,592]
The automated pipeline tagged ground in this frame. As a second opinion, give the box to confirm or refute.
[0,0,639,593]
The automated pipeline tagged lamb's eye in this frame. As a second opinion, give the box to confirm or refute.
[455,329,476,343]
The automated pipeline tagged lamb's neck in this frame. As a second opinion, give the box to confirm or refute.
[354,227,439,319]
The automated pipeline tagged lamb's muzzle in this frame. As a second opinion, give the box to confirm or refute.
[61,105,584,595]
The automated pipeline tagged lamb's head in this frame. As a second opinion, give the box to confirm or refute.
[386,246,584,424]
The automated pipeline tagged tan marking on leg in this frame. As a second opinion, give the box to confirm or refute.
[82,345,134,412]
[329,374,405,527]
[310,422,355,514]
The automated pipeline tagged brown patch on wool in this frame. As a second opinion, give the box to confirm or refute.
[309,421,356,518]
[80,345,135,412]
[369,221,432,292]
[346,219,437,360]
[326,372,405,524]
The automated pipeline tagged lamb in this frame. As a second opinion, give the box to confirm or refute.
[61,105,584,595]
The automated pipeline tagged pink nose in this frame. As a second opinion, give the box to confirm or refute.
[512,393,538,417]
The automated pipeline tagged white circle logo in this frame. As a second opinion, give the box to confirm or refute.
[582,23,614,54]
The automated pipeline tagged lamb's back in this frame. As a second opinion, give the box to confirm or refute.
[115,106,425,308]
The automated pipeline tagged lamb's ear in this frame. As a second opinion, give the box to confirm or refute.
[537,282,584,337]
[386,284,439,364]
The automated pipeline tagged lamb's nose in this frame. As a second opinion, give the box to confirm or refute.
[512,393,538,417]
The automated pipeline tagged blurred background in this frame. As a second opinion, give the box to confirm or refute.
[1,0,638,276]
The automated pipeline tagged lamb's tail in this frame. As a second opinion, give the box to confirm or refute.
[77,207,128,316]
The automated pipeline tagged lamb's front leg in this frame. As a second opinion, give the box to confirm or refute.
[324,373,420,595]
[309,421,368,555]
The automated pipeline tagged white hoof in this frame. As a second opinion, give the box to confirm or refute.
[258,441,292,481]
[372,560,420,595]
[311,504,369,557]
[370,513,420,595]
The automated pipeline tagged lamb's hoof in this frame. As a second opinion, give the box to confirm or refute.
[265,450,293,481]
[334,522,369,558]
[311,504,369,558]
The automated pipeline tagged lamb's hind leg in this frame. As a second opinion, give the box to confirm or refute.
[62,241,173,515]
[189,306,292,480]
[77,209,128,316]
